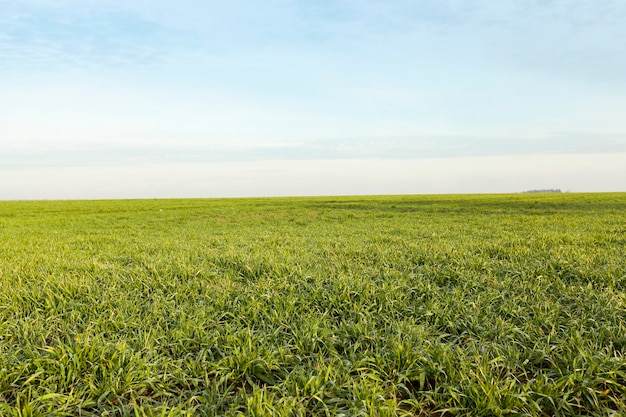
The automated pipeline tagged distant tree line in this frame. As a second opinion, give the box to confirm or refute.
[522,189,562,193]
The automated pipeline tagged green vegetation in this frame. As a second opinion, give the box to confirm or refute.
[1,193,625,416]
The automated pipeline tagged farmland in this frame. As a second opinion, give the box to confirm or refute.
[0,193,625,416]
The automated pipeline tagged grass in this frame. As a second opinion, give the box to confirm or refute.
[0,193,625,416]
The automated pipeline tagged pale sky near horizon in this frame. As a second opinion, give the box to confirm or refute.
[1,0,625,199]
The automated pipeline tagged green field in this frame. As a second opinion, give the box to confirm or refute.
[1,193,625,416]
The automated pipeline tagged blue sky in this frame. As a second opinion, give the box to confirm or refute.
[1,0,625,199]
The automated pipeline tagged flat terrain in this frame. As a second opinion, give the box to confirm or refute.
[1,193,625,416]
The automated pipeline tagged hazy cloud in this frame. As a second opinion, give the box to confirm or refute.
[2,154,624,200]
[2,0,625,198]
[0,1,181,71]
[3,134,625,169]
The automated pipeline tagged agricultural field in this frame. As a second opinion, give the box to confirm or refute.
[0,193,625,416]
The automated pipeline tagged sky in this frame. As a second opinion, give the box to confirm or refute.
[1,0,625,199]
